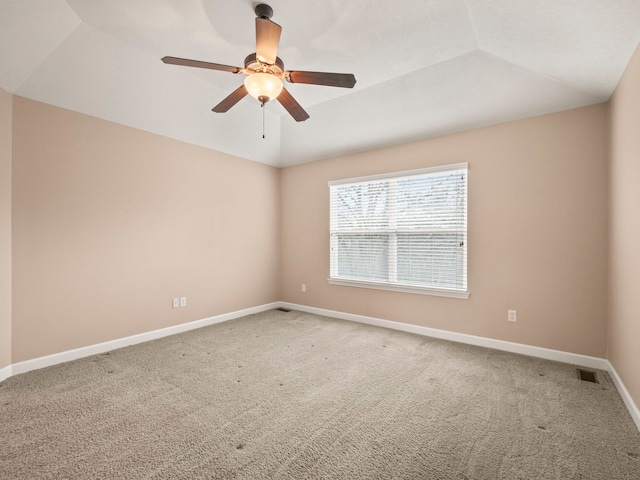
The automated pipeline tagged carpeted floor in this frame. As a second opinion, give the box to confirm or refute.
[1,309,639,479]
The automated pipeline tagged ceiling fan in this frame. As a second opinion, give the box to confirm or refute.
[161,4,357,122]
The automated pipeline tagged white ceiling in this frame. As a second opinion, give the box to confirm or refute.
[2,1,640,167]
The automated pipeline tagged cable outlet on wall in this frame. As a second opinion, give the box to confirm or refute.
[508,310,517,322]
[172,298,180,309]
[301,284,306,292]
[180,297,187,307]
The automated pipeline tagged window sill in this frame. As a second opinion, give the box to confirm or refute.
[327,278,470,299]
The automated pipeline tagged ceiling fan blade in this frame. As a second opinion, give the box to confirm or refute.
[162,56,240,74]
[212,85,248,113]
[255,17,281,65]
[286,71,356,88]
[277,87,309,122]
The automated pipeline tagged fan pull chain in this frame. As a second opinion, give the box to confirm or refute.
[262,103,265,139]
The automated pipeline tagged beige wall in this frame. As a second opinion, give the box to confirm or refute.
[281,104,609,357]
[4,77,633,407]
[11,97,280,362]
[609,43,640,408]
[0,88,11,369]
[1,66,636,410]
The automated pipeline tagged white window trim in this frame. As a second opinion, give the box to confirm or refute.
[327,277,470,299]
[328,163,469,300]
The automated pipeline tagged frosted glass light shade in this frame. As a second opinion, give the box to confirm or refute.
[244,72,284,104]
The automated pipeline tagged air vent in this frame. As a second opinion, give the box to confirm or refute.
[577,369,598,383]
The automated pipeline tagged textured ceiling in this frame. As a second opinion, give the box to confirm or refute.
[2,0,640,167]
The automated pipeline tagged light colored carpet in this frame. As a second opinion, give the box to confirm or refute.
[1,309,639,479]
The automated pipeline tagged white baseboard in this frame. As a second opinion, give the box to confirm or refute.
[0,364,11,383]
[10,302,279,377]
[606,361,640,431]
[280,302,609,369]
[3,300,638,432]
[280,302,639,432]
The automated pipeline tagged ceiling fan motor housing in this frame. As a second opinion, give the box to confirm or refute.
[244,53,284,75]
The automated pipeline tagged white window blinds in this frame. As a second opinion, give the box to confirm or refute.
[329,163,468,298]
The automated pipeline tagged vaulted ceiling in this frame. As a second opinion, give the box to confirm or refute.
[2,1,640,167]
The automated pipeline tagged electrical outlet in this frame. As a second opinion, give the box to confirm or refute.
[508,310,517,322]
[301,284,306,292]
[180,297,187,307]
[172,298,180,309]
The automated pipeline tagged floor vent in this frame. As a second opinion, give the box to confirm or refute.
[577,369,598,383]
[275,308,291,313]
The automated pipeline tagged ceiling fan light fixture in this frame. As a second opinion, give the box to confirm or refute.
[244,72,283,105]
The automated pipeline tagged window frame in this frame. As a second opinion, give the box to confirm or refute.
[328,163,469,299]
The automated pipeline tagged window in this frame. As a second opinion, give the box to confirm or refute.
[329,163,468,298]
